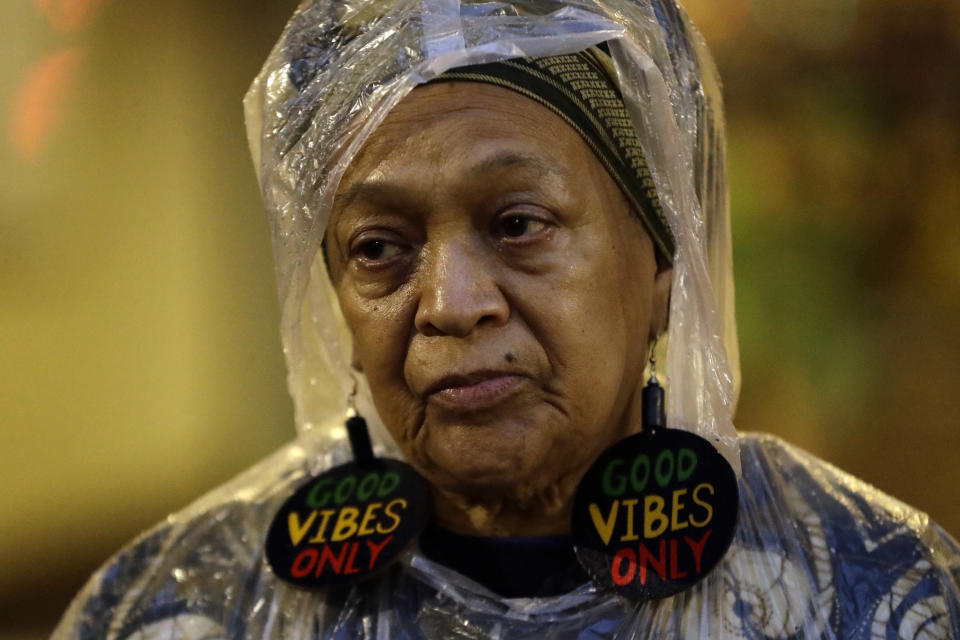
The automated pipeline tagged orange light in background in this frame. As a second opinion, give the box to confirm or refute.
[682,0,750,44]
[33,0,105,32]
[8,47,86,162]
[7,0,106,161]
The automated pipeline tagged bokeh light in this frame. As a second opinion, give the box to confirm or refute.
[8,47,85,161]
[681,0,750,43]
[33,0,106,32]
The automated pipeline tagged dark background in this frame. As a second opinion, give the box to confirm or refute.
[2,0,957,636]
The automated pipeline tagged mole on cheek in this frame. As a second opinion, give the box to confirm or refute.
[504,352,516,363]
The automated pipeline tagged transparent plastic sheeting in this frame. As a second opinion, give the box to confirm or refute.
[242,0,740,467]
[53,426,960,639]
[52,1,960,638]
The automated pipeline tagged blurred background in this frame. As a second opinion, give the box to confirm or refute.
[1,0,957,636]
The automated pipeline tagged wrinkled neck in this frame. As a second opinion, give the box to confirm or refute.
[429,475,577,537]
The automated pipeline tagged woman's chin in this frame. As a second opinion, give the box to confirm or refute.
[443,459,528,490]
[421,427,542,493]
[428,447,528,489]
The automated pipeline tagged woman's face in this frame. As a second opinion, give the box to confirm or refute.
[327,82,671,533]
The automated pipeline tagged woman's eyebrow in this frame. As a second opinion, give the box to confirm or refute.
[334,182,410,215]
[468,151,568,180]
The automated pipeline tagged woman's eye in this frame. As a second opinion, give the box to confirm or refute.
[496,214,548,239]
[355,238,403,262]
[360,240,386,259]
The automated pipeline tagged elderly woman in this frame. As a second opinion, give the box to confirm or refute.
[54,1,960,638]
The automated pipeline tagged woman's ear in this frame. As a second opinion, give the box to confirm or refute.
[351,357,364,374]
[650,266,673,339]
[350,338,364,373]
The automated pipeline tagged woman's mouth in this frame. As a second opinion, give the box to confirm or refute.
[427,373,526,410]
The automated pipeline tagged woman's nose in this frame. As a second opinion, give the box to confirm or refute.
[414,239,509,337]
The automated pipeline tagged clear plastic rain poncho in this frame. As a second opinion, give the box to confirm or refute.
[53,1,960,638]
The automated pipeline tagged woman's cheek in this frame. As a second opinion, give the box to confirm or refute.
[380,385,423,448]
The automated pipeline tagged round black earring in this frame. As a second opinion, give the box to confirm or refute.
[570,335,740,602]
[264,379,430,589]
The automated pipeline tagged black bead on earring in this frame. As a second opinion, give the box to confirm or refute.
[641,343,666,431]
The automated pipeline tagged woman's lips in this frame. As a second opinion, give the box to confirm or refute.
[428,374,526,410]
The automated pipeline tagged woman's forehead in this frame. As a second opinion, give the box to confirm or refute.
[343,82,586,177]
[328,91,606,241]
[335,149,571,210]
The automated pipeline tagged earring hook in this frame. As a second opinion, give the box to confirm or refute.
[648,334,660,383]
[346,370,359,418]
